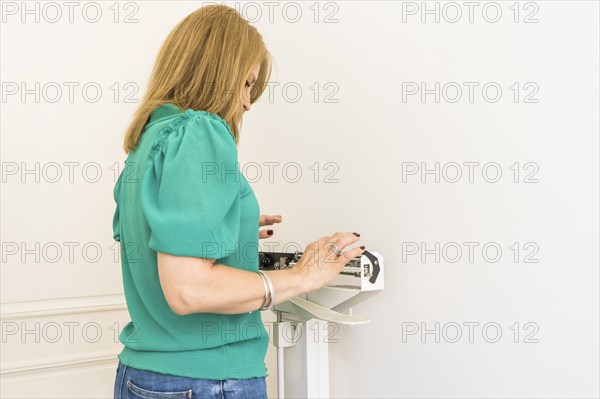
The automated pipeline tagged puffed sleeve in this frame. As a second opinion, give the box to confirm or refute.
[141,114,241,259]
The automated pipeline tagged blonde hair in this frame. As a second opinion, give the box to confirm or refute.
[122,4,273,153]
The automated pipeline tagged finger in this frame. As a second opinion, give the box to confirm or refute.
[317,233,361,264]
[326,232,361,251]
[338,245,367,266]
[316,235,340,255]
[259,214,283,226]
[259,229,274,239]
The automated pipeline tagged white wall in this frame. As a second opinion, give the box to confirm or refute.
[1,1,598,398]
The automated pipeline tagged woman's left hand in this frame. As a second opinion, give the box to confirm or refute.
[259,214,283,239]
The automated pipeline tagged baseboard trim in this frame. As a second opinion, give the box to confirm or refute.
[1,351,119,377]
[1,294,127,320]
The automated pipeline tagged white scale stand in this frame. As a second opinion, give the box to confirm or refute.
[266,251,384,399]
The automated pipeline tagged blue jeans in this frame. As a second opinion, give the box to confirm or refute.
[114,361,267,399]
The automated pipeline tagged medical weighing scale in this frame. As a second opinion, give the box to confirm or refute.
[259,250,384,398]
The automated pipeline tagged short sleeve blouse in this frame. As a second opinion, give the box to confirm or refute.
[111,104,268,380]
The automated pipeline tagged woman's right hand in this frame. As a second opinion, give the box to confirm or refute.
[292,232,366,294]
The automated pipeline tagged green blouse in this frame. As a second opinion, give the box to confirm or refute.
[112,103,268,379]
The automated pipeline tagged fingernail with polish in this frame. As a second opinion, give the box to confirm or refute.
[267,230,273,235]
[360,246,365,250]
[353,232,360,237]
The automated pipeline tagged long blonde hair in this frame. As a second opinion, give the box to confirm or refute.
[122,4,273,153]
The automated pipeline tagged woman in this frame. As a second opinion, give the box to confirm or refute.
[112,4,365,398]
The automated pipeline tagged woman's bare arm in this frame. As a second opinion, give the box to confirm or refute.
[157,233,363,316]
[157,252,305,315]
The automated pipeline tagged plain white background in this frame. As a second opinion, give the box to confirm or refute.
[1,1,598,398]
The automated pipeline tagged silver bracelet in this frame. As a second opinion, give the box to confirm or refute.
[260,270,276,309]
[256,271,271,310]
